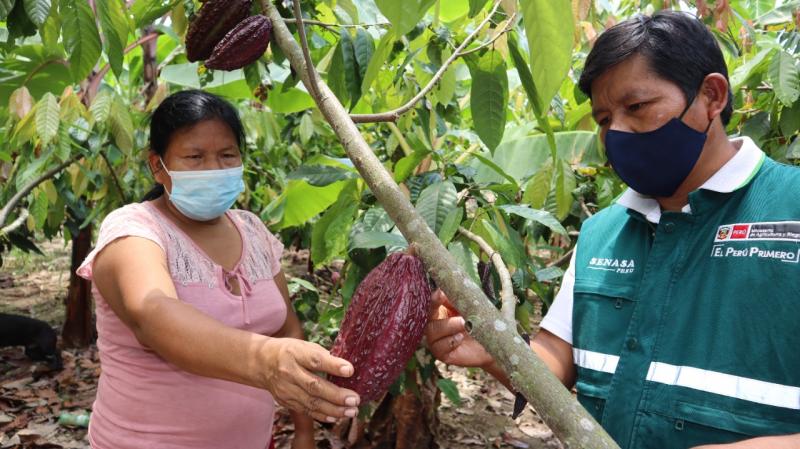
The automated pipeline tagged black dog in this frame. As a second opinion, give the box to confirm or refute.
[0,313,62,370]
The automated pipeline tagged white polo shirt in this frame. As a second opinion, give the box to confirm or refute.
[539,136,766,344]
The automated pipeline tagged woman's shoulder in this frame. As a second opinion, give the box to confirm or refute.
[97,202,165,242]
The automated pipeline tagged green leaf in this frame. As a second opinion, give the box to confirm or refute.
[56,122,72,162]
[780,100,800,136]
[327,42,349,105]
[468,0,488,17]
[448,240,480,284]
[273,180,349,230]
[436,378,462,406]
[534,265,564,282]
[311,181,360,267]
[97,0,130,78]
[89,89,114,124]
[393,149,431,183]
[361,31,393,93]
[131,0,180,27]
[109,95,134,154]
[35,93,60,145]
[340,29,362,108]
[434,64,456,106]
[522,159,553,210]
[498,204,567,236]
[287,165,358,187]
[554,158,576,221]
[730,48,773,90]
[62,0,102,82]
[520,0,573,113]
[349,231,408,250]
[23,0,50,26]
[471,152,519,188]
[467,50,508,152]
[415,181,458,234]
[769,50,800,107]
[354,28,375,84]
[0,0,15,20]
[437,207,463,246]
[31,189,49,229]
[375,0,437,36]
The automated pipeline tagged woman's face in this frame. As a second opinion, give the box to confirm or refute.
[150,119,242,193]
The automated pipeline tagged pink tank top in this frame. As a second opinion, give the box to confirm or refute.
[77,201,287,449]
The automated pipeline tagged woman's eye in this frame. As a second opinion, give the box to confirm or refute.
[628,102,645,112]
[187,155,201,159]
[597,117,610,127]
[224,153,238,158]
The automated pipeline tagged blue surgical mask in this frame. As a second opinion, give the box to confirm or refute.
[604,100,711,197]
[160,159,245,221]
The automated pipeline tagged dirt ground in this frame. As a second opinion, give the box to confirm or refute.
[0,241,561,449]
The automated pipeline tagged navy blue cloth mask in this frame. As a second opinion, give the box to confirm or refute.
[604,102,711,197]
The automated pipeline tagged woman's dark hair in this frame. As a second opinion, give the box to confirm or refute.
[578,10,734,125]
[141,90,246,201]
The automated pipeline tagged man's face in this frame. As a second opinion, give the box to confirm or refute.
[590,54,708,143]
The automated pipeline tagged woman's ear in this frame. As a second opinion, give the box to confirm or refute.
[148,151,167,185]
[699,73,729,123]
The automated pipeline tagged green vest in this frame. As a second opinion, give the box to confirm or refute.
[572,157,800,449]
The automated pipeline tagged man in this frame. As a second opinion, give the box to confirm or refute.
[425,10,800,449]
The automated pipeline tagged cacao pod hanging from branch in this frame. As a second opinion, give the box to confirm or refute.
[329,251,432,402]
[185,0,253,62]
[205,15,272,71]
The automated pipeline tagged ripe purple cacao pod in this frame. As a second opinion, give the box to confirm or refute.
[329,252,432,402]
[205,15,272,71]
[185,0,252,62]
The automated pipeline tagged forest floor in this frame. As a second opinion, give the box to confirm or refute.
[0,241,561,449]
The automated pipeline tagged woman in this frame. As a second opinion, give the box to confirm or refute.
[77,90,359,449]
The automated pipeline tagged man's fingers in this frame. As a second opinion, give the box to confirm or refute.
[428,333,464,359]
[425,316,467,341]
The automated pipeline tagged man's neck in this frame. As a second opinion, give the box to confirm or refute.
[656,131,740,212]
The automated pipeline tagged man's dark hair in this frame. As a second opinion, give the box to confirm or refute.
[578,10,733,125]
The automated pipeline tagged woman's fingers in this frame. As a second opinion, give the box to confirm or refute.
[279,373,360,420]
[296,342,355,378]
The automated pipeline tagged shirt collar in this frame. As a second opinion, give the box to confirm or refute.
[615,136,766,224]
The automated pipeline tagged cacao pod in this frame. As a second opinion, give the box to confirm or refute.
[329,252,432,402]
[185,0,252,62]
[205,15,272,71]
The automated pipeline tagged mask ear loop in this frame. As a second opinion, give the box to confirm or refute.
[679,94,714,134]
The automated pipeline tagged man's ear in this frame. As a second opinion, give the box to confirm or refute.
[699,73,729,123]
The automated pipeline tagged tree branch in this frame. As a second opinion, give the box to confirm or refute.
[99,151,129,204]
[84,32,161,104]
[349,1,503,124]
[291,0,321,101]
[458,227,517,323]
[547,248,574,269]
[0,156,82,229]
[260,1,619,447]
[455,12,517,57]
[283,18,390,29]
[0,209,29,237]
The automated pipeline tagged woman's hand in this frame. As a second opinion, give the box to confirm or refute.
[291,431,316,449]
[424,289,494,368]
[262,338,360,423]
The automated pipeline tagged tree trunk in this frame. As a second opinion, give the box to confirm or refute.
[62,224,95,347]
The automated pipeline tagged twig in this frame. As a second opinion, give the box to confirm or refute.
[290,0,322,101]
[99,151,129,203]
[283,18,390,29]
[0,156,82,229]
[547,248,574,269]
[456,12,517,57]
[0,209,29,236]
[84,32,161,104]
[458,227,517,324]
[349,1,503,123]
[387,122,413,156]
[579,198,594,217]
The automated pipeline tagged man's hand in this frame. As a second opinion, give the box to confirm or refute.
[424,289,494,368]
[291,431,316,449]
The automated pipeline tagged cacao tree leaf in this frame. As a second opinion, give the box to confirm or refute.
[55,121,72,162]
[779,100,800,136]
[327,42,349,106]
[448,240,480,284]
[534,265,564,282]
[61,0,102,82]
[349,231,408,250]
[375,0,437,36]
[23,0,50,26]
[498,204,567,236]
[468,0,489,17]
[436,378,462,406]
[434,57,456,106]
[35,93,60,146]
[415,180,458,235]
[520,0,573,113]
[273,180,349,230]
[467,51,508,152]
[730,48,773,90]
[351,206,395,235]
[769,50,800,106]
[471,152,519,188]
[9,86,35,119]
[522,159,553,210]
[97,0,130,78]
[31,189,49,229]
[479,218,522,268]
[287,165,358,187]
[89,89,114,124]
[393,149,431,183]
[8,0,37,41]
[109,95,134,154]
[554,158,576,221]
[131,0,180,27]
[339,29,362,109]
[354,28,375,84]
[311,181,360,267]
[361,31,393,93]
[0,0,14,20]
[437,206,463,246]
